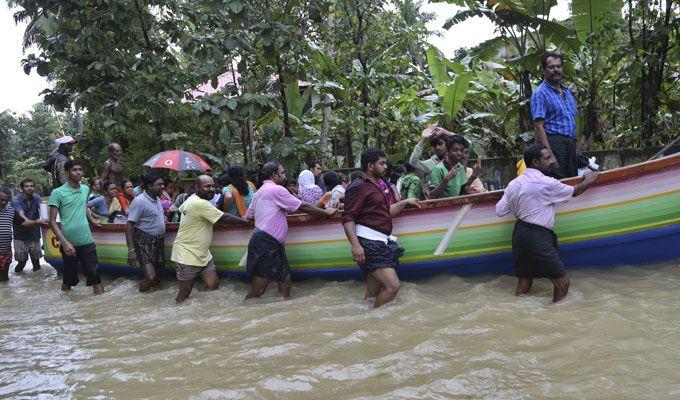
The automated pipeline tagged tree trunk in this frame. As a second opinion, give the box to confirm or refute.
[276,55,292,138]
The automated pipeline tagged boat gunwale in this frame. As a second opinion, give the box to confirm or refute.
[82,152,680,233]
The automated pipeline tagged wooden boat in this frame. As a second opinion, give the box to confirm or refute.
[42,153,680,280]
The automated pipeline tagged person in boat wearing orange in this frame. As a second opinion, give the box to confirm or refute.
[496,143,599,302]
[460,144,486,194]
[221,163,257,218]
[171,175,249,303]
[342,148,421,308]
[244,162,336,300]
[116,179,136,214]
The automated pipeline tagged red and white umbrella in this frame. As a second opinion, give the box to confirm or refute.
[143,150,211,172]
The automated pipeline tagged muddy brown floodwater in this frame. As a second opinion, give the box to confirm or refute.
[1,260,679,399]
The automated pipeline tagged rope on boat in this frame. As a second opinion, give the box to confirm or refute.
[434,203,473,256]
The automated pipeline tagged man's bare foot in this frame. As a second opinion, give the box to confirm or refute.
[61,284,72,291]
[93,283,105,295]
[551,276,570,303]
[515,277,533,296]
[14,265,25,273]
[32,265,41,271]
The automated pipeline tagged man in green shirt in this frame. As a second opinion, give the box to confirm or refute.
[48,160,105,294]
[428,135,469,199]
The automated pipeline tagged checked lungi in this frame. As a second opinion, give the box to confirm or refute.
[133,228,165,269]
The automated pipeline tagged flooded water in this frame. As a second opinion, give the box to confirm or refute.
[1,260,680,399]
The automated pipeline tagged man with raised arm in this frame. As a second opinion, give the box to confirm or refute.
[126,173,166,292]
[48,160,105,294]
[172,175,249,303]
[342,148,420,308]
[496,143,598,302]
[245,162,336,300]
[408,124,449,190]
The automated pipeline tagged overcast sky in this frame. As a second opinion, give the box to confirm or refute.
[0,1,569,115]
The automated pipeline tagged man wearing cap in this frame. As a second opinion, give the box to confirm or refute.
[44,135,77,189]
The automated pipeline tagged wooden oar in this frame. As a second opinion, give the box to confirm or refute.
[434,203,473,256]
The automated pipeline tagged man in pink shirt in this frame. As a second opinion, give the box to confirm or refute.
[245,162,336,300]
[496,143,598,302]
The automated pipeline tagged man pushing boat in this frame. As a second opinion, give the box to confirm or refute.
[496,143,598,302]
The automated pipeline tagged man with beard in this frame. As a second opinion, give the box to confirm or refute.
[12,179,48,273]
[531,52,579,179]
[171,175,249,303]
[342,148,420,308]
[496,143,598,302]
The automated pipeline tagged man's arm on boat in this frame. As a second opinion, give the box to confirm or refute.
[219,212,250,225]
[495,194,511,217]
[572,171,599,197]
[389,198,421,217]
[342,221,365,265]
[298,203,336,217]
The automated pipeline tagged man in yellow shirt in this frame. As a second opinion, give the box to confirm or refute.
[171,175,248,303]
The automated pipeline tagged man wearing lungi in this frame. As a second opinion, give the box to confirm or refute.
[496,143,598,302]
[171,175,249,303]
[244,162,336,300]
[126,173,166,292]
[342,148,420,308]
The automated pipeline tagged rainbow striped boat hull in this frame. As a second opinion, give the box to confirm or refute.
[43,154,680,280]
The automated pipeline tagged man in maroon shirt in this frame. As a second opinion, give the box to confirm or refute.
[342,148,420,308]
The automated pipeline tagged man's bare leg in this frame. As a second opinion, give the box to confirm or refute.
[0,266,9,282]
[369,268,400,308]
[245,277,270,300]
[201,270,220,291]
[364,274,382,299]
[176,279,194,303]
[139,263,158,292]
[92,283,105,295]
[277,277,292,299]
[549,276,570,303]
[516,277,533,296]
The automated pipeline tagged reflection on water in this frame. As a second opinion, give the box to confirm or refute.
[1,260,680,399]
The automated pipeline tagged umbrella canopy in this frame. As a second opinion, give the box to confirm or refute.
[143,150,211,172]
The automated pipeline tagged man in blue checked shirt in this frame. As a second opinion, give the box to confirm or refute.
[530,52,579,179]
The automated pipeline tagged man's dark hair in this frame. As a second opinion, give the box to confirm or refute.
[540,52,565,69]
[260,161,281,182]
[444,134,469,150]
[20,178,34,189]
[403,163,416,174]
[360,147,386,172]
[429,134,446,149]
[323,171,342,189]
[0,188,11,197]
[524,142,547,167]
[310,161,322,170]
[63,159,82,172]
[350,171,363,181]
[142,172,162,189]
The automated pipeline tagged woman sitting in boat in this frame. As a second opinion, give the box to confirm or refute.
[116,179,136,214]
[297,169,324,205]
[220,163,257,218]
[318,170,345,209]
[87,181,122,224]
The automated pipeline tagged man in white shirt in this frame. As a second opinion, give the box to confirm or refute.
[496,143,598,302]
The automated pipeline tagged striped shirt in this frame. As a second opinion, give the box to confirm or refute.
[530,80,578,138]
[0,204,15,253]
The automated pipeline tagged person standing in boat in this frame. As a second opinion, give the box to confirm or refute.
[43,135,77,190]
[171,175,249,303]
[531,52,579,179]
[495,143,599,302]
[342,148,420,308]
[48,160,105,294]
[126,173,166,292]
[408,124,449,191]
[427,135,469,199]
[244,162,336,300]
[100,143,124,188]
